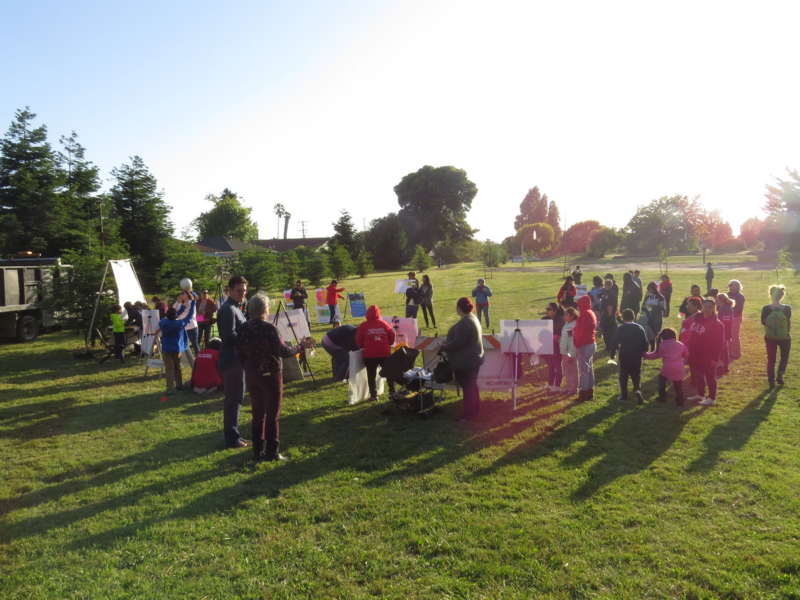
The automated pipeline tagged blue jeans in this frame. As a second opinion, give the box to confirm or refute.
[543,354,563,387]
[577,343,596,390]
[187,328,200,356]
[477,305,490,328]
[221,366,246,447]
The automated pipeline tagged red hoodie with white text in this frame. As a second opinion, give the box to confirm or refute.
[355,305,396,358]
[686,312,726,364]
[573,295,597,348]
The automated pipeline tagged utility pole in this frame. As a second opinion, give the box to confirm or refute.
[299,221,308,238]
[363,218,366,232]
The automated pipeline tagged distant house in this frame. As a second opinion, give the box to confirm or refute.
[253,238,331,253]
[195,236,255,257]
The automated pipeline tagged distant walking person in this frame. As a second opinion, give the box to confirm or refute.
[705,263,715,294]
[571,266,583,285]
[419,274,436,328]
[472,278,493,328]
[326,280,345,325]
[762,284,791,389]
[574,295,597,401]
[727,279,745,360]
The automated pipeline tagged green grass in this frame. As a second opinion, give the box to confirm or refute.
[1,263,799,598]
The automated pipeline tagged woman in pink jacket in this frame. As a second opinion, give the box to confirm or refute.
[644,328,689,406]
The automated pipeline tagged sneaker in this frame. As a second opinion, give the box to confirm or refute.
[617,395,627,402]
[540,384,551,391]
[607,359,618,366]
[634,391,644,405]
[699,397,716,406]
[687,395,704,402]
[777,373,785,385]
[368,394,378,402]
[769,381,776,390]
[549,385,562,393]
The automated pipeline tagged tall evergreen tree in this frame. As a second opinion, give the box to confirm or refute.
[331,210,358,256]
[546,200,562,249]
[109,156,174,290]
[514,186,548,231]
[0,108,66,255]
[364,212,409,269]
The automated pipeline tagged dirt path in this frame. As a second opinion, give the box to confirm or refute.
[513,261,777,273]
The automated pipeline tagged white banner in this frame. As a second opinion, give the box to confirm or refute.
[315,304,342,324]
[110,260,146,312]
[272,308,311,341]
[140,309,161,356]
[499,320,553,354]
[394,279,411,293]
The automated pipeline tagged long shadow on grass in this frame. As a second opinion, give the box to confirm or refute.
[686,388,778,472]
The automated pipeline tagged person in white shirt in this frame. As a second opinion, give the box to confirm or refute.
[174,290,199,356]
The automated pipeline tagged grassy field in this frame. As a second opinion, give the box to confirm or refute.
[1,262,799,598]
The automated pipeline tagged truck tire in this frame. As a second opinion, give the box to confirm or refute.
[16,315,39,343]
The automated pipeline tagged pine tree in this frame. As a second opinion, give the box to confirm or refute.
[514,187,548,231]
[355,250,374,278]
[411,244,432,272]
[332,210,358,256]
[546,200,562,250]
[307,252,330,287]
[58,132,105,254]
[329,243,355,280]
[109,156,174,291]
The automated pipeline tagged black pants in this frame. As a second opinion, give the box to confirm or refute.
[618,360,642,399]
[658,374,684,405]
[245,370,283,457]
[198,323,212,347]
[113,332,126,359]
[421,303,436,327]
[453,366,481,419]
[363,356,395,397]
[601,316,617,354]
[328,304,336,323]
[765,336,791,383]
[690,359,717,400]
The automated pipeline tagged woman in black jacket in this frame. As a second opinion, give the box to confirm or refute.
[419,274,436,328]
[542,302,565,392]
[439,297,484,421]
[620,272,642,317]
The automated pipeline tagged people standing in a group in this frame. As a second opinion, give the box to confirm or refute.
[728,280,745,361]
[706,263,715,294]
[715,292,735,375]
[644,328,689,406]
[355,305,396,402]
[218,275,250,449]
[574,295,597,401]
[196,289,216,348]
[642,281,666,337]
[405,280,420,319]
[321,321,359,382]
[679,285,703,316]
[686,298,726,406]
[560,307,579,396]
[609,308,649,404]
[679,297,703,345]
[762,284,791,389]
[472,278,493,328]
[557,276,577,308]
[658,275,673,317]
[174,290,200,357]
[541,303,565,393]
[604,273,619,295]
[620,272,642,317]
[599,279,618,352]
[571,266,583,285]
[439,297,485,421]
[419,274,436,328]
[326,279,345,325]
[290,280,309,325]
[235,292,315,462]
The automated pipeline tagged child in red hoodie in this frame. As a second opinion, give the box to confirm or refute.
[573,295,597,400]
[326,280,345,325]
[686,298,726,406]
[355,305,396,401]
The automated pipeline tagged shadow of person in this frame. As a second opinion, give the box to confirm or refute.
[686,389,778,473]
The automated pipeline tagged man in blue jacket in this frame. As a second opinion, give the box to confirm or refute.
[218,275,251,449]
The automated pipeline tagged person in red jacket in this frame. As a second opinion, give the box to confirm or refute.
[188,338,224,392]
[686,298,726,406]
[326,280,345,325]
[355,305,396,401]
[573,295,598,401]
[557,276,578,307]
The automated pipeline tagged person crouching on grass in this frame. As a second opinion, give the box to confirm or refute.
[608,308,649,404]
[235,292,315,461]
[686,298,726,406]
[644,328,689,406]
[154,300,196,395]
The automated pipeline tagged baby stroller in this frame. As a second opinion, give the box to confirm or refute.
[379,346,445,418]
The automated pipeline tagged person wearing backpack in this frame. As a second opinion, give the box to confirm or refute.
[761,284,792,389]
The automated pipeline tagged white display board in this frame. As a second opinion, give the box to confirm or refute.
[499,320,553,354]
[348,350,385,404]
[110,259,146,319]
[315,304,342,324]
[576,284,587,298]
[476,335,515,391]
[394,279,412,293]
[380,316,418,348]
[140,309,161,356]
[272,308,311,341]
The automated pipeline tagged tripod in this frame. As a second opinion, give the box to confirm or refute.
[272,300,317,388]
[500,319,546,409]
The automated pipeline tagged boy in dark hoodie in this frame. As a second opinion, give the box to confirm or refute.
[155,300,196,394]
[686,298,726,406]
[609,309,650,404]
[573,295,597,401]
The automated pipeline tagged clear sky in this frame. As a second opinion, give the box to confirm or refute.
[3,0,799,242]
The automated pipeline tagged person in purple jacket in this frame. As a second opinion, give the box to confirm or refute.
[644,328,689,405]
[686,298,727,406]
[715,292,735,375]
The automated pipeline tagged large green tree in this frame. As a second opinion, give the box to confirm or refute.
[563,220,601,254]
[0,108,66,256]
[586,226,625,257]
[763,168,800,249]
[192,191,259,242]
[514,186,548,231]
[515,223,554,257]
[331,210,358,256]
[158,238,219,295]
[229,247,278,294]
[109,156,174,290]
[364,212,409,269]
[739,216,763,248]
[546,199,562,249]
[625,195,707,254]
[394,165,478,251]
[329,243,355,280]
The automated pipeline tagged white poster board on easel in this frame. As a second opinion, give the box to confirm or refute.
[394,279,411,293]
[272,308,311,341]
[381,316,418,348]
[500,319,553,409]
[140,309,161,357]
[314,304,342,324]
